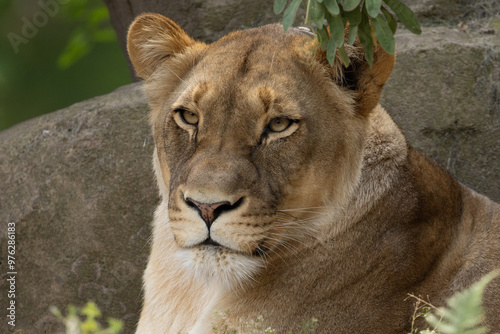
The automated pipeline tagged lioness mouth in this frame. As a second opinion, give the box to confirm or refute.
[200,237,221,247]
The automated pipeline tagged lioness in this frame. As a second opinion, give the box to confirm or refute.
[127,13,500,333]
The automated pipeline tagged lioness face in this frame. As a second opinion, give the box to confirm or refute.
[127,16,387,289]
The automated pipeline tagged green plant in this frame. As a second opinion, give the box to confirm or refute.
[274,0,421,67]
[50,301,123,334]
[57,0,116,69]
[409,270,500,334]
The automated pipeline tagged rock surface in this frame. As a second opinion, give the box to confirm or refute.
[382,27,500,202]
[0,27,499,334]
[402,0,500,23]
[0,84,156,333]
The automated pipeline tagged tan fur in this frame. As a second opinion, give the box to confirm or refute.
[127,14,500,333]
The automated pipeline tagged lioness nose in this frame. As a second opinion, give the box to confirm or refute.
[185,197,242,228]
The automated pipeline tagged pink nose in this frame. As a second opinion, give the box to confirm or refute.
[185,198,232,228]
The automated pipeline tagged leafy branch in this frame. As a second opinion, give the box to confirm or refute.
[274,0,421,67]
[408,270,500,334]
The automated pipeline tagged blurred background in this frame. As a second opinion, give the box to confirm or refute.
[0,0,130,131]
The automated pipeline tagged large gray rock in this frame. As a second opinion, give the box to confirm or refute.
[381,27,500,202]
[0,84,156,334]
[401,0,500,23]
[0,27,499,334]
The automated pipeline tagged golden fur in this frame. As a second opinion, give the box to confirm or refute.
[127,14,500,333]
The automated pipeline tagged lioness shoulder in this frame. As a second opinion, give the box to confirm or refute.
[127,14,500,333]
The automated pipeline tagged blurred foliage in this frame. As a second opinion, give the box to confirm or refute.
[0,0,130,131]
[421,270,500,334]
[51,301,123,334]
[57,0,116,69]
[408,270,500,334]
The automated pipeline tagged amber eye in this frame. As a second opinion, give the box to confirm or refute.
[268,117,292,133]
[179,109,199,125]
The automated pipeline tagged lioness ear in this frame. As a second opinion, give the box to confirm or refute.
[318,36,395,116]
[350,45,395,116]
[127,13,197,80]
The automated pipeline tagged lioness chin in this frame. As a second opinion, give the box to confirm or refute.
[127,14,500,333]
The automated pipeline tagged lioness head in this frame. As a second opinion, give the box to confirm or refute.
[127,14,394,289]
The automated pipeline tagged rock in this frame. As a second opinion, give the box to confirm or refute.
[381,27,500,202]
[401,0,463,22]
[0,26,499,333]
[401,0,500,23]
[103,0,294,79]
[0,84,157,333]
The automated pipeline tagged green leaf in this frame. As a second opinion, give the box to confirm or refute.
[317,27,329,50]
[381,5,397,34]
[365,0,382,18]
[107,318,124,332]
[49,306,62,319]
[67,305,78,317]
[326,13,344,48]
[57,30,91,69]
[383,0,421,34]
[283,0,301,30]
[341,0,362,12]
[80,318,100,333]
[425,270,499,334]
[371,14,395,54]
[324,0,340,15]
[347,24,358,45]
[344,5,362,25]
[326,37,337,66]
[92,28,116,42]
[89,7,110,25]
[81,301,102,319]
[358,16,374,67]
[338,44,350,67]
[309,0,326,27]
[274,0,287,14]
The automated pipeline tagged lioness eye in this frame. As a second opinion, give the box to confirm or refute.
[179,109,199,125]
[268,118,292,133]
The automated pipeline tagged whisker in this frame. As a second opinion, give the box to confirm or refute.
[263,245,288,265]
[270,233,321,255]
[276,211,298,219]
[278,206,329,212]
[141,233,154,248]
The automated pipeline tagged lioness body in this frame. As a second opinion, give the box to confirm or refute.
[127,15,500,333]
